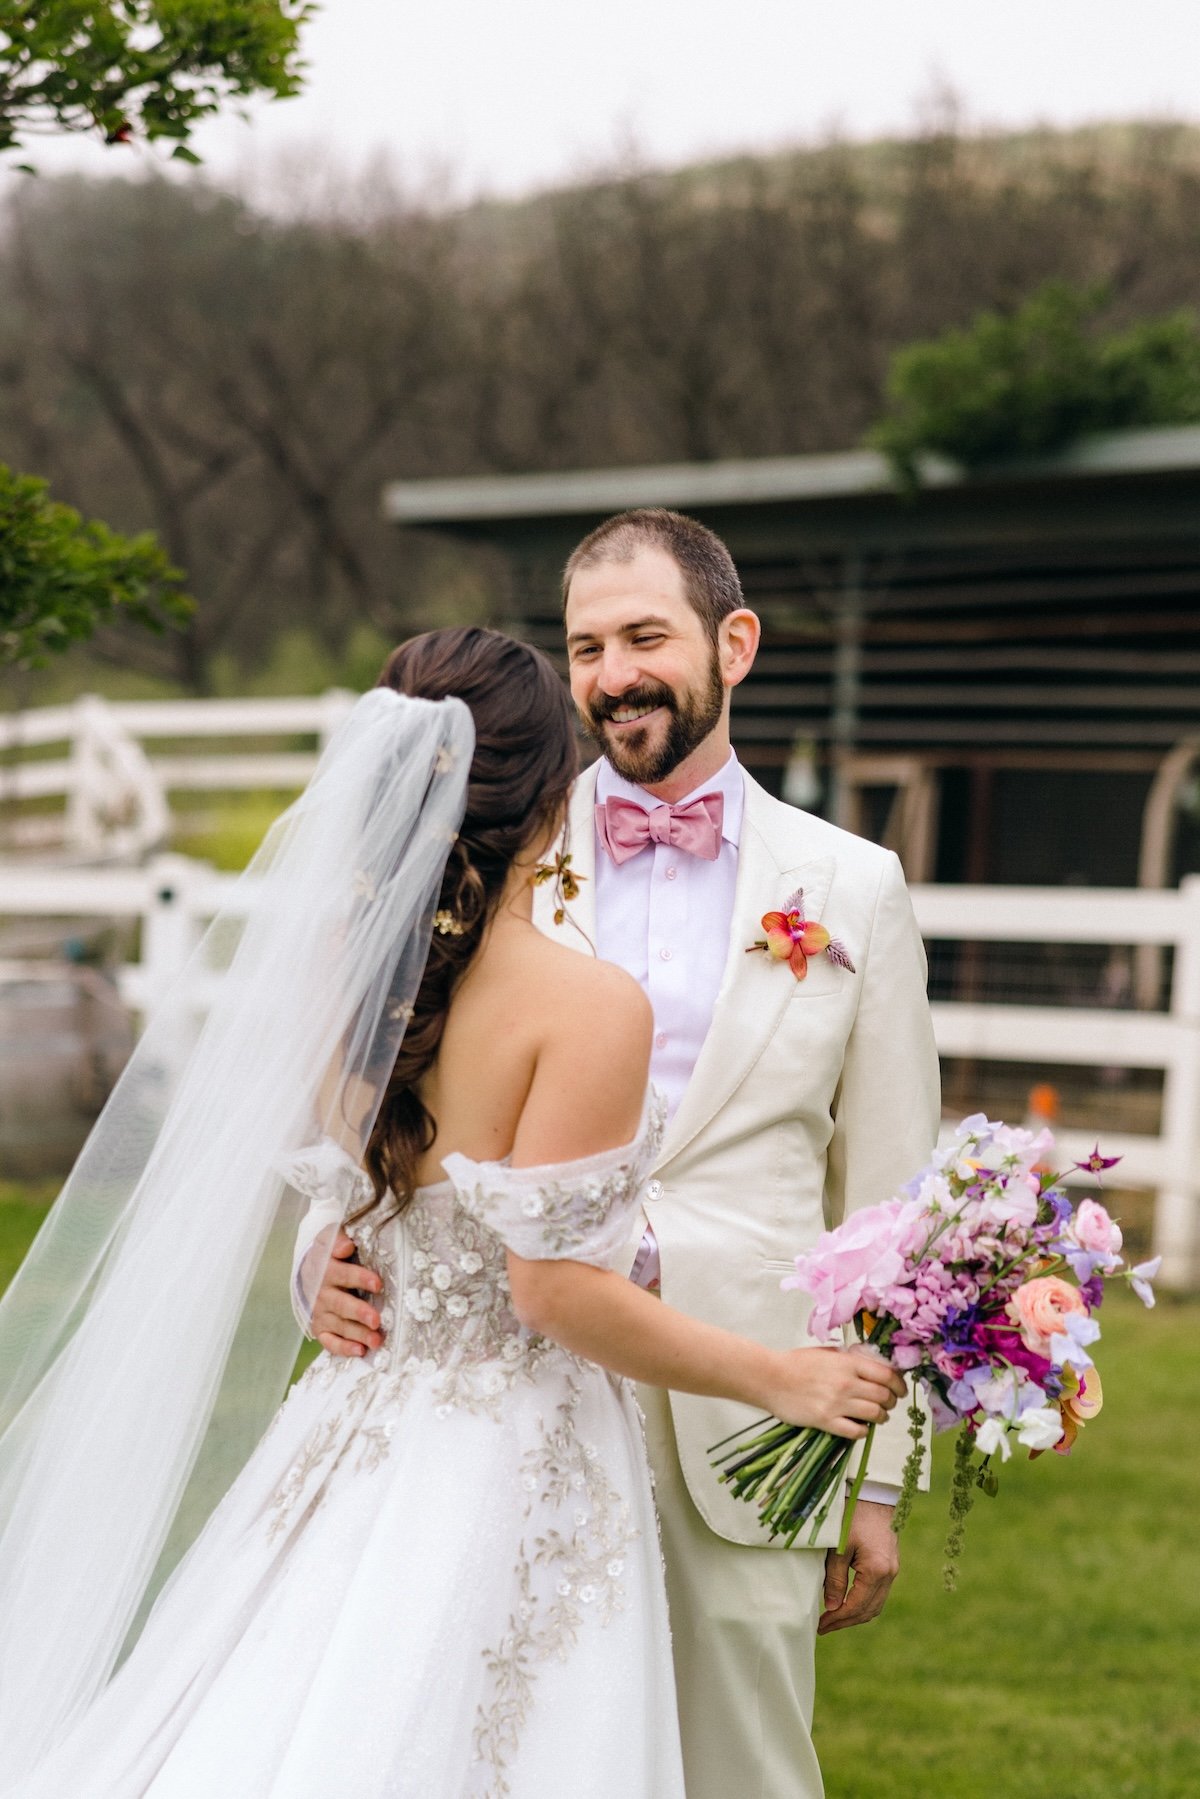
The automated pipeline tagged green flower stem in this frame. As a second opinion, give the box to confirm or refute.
[835,1423,876,1556]
[803,1441,856,1545]
[709,1415,789,1456]
[762,1434,835,1525]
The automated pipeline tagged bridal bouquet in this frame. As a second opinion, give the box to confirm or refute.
[710,1114,1160,1585]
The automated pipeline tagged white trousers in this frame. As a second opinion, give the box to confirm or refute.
[639,1384,826,1799]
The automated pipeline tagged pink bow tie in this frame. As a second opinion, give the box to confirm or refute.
[596,792,724,866]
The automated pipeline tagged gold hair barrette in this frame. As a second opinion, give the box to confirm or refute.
[433,909,466,937]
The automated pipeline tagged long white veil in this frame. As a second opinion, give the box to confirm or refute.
[0,687,474,1784]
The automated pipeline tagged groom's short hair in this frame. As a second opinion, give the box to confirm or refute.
[562,508,744,644]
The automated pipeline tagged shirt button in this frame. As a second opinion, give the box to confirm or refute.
[665,865,678,881]
[659,947,672,961]
[655,1031,667,1049]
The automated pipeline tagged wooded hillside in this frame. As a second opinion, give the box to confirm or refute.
[4,121,1200,689]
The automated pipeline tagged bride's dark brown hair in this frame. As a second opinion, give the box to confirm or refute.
[359,626,579,1219]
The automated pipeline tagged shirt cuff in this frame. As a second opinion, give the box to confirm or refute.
[854,1479,901,1508]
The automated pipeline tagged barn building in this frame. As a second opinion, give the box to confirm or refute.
[383,424,1200,909]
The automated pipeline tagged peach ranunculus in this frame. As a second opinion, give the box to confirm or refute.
[1007,1276,1088,1358]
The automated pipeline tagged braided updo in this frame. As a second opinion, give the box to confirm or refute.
[360,626,579,1218]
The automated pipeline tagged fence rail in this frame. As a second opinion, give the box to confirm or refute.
[0,693,356,860]
[911,877,1200,1288]
[1,855,1197,1286]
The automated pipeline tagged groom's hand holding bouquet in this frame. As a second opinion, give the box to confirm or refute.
[713,1113,1159,1586]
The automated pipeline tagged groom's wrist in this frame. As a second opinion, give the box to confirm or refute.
[854,1480,900,1507]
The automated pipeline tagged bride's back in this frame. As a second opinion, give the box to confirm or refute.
[414,915,652,1188]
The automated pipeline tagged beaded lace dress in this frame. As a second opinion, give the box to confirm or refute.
[20,1094,683,1799]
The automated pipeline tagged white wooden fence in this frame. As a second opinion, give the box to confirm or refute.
[0,693,355,860]
[912,879,1200,1289]
[0,854,1197,1285]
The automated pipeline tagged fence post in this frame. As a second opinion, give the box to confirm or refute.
[63,695,109,858]
[1154,873,1200,1287]
[318,687,356,749]
[63,694,171,862]
[138,853,214,1088]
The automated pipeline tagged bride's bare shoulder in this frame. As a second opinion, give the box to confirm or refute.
[502,929,651,1041]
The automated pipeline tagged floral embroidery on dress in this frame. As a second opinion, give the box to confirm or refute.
[263,1098,661,1557]
[445,1089,666,1265]
[470,1380,638,1797]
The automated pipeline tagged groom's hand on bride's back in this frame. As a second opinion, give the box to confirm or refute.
[306,1232,385,1358]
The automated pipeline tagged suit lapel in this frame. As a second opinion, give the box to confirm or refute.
[532,759,598,952]
[654,776,833,1169]
[534,763,836,1167]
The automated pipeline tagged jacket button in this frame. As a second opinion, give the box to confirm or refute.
[646,1179,663,1202]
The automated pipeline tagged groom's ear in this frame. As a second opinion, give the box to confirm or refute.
[719,608,761,690]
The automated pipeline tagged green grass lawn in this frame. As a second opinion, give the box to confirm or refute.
[1,1192,1194,1794]
[814,1290,1200,1798]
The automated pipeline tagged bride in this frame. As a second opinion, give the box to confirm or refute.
[0,627,901,1798]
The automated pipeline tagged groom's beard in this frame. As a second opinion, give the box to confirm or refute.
[582,654,726,787]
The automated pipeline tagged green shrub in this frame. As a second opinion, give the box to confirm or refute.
[872,281,1200,485]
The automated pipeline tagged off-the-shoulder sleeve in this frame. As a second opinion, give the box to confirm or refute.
[277,1137,375,1215]
[278,1139,376,1335]
[442,1090,666,1267]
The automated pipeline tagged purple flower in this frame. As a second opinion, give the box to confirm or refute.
[926,1388,961,1432]
[1129,1257,1161,1308]
[1073,1144,1121,1183]
[1043,1190,1073,1225]
[1057,1242,1112,1284]
[1049,1311,1102,1372]
[1079,1274,1105,1311]
[947,1365,991,1413]
[942,1303,984,1350]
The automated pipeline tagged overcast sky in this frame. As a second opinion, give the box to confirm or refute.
[21,0,1200,200]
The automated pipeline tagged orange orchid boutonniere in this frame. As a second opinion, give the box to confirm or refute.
[746,888,855,981]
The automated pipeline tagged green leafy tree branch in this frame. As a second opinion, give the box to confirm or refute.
[0,3,309,669]
[872,281,1200,487]
[0,1,313,162]
[0,463,192,668]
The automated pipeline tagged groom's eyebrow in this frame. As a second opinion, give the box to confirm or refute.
[566,615,672,647]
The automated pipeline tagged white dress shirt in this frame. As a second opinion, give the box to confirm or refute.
[595,750,744,1124]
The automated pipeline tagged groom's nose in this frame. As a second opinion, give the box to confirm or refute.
[595,645,643,696]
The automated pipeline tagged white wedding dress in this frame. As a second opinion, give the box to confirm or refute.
[22,1098,684,1799]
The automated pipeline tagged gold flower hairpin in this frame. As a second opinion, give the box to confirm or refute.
[533,852,586,927]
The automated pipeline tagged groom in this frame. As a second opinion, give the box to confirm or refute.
[308,509,940,1797]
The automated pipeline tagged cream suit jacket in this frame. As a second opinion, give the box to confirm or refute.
[533,759,942,1551]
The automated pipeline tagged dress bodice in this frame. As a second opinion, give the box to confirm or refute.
[278,1092,665,1418]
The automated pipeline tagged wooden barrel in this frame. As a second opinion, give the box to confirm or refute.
[0,962,134,1179]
